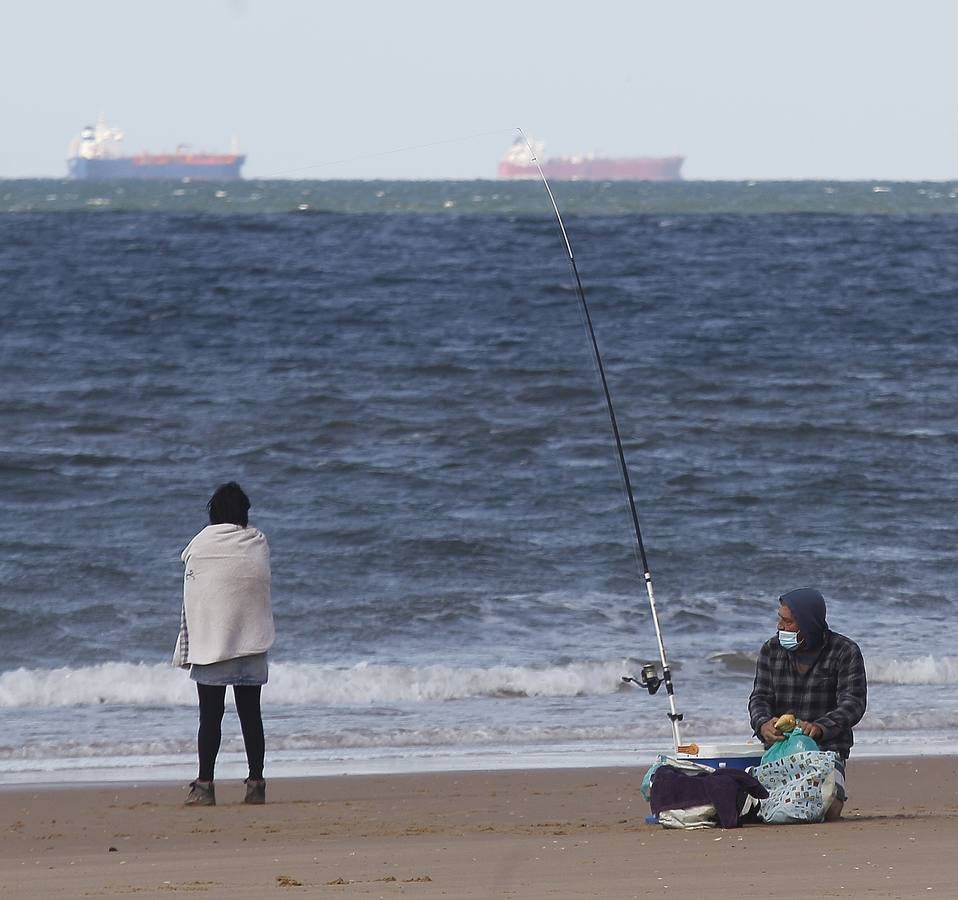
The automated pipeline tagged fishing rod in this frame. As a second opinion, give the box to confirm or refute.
[518,128,684,752]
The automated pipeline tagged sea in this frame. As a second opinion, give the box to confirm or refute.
[1,178,957,785]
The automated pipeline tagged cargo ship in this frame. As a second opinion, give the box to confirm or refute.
[497,136,683,182]
[67,116,244,180]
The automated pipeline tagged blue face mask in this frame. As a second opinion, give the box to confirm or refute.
[778,630,801,651]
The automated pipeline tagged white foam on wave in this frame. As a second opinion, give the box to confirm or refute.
[0,662,194,708]
[3,707,957,771]
[1,704,957,765]
[0,658,633,709]
[866,654,958,685]
[716,652,958,686]
[2,653,954,711]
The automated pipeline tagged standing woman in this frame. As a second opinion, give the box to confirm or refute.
[173,482,275,806]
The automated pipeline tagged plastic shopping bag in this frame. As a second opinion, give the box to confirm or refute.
[760,727,819,765]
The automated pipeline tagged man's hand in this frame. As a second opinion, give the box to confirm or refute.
[798,721,824,740]
[759,719,786,744]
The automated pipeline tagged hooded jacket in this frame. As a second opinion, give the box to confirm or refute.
[748,589,867,758]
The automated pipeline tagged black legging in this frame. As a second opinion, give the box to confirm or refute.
[196,683,264,782]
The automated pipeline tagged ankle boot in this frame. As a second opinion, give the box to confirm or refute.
[244,777,266,805]
[185,780,216,806]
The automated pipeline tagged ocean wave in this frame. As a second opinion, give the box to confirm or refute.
[710,652,958,685]
[2,654,955,710]
[0,659,636,709]
[0,709,953,765]
[0,723,672,761]
[866,655,958,685]
[709,651,758,674]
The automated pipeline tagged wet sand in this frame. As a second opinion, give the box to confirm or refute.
[2,757,956,898]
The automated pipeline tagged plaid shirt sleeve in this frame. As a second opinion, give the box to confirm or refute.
[814,638,867,741]
[748,640,777,735]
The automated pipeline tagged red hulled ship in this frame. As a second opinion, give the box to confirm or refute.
[497,136,683,182]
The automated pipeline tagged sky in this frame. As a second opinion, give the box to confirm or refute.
[2,0,957,181]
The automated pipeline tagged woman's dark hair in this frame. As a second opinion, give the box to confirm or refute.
[207,481,251,527]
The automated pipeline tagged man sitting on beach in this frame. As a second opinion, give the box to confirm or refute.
[748,588,867,820]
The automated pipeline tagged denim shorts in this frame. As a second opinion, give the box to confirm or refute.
[190,652,269,686]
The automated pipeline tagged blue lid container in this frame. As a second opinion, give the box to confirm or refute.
[676,742,763,770]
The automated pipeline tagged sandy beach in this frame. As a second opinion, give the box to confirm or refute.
[1,756,956,898]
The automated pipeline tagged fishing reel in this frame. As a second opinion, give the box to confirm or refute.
[622,663,662,695]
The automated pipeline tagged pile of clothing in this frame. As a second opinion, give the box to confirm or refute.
[642,749,842,829]
[644,758,766,829]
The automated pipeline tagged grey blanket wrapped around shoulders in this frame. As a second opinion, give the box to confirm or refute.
[173,523,275,668]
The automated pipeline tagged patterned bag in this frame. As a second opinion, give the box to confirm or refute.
[754,750,840,824]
